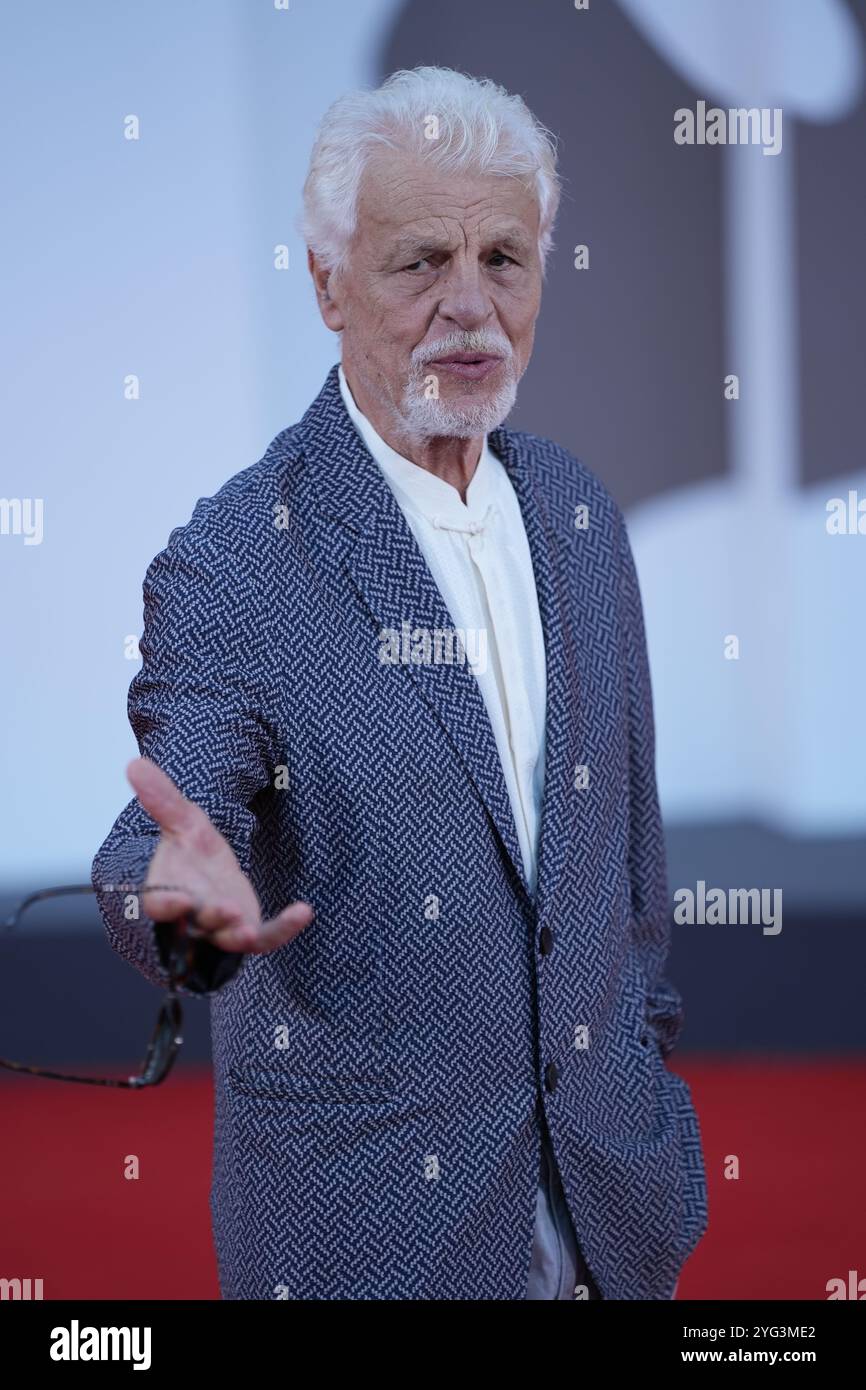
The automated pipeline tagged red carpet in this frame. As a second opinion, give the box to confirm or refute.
[1,1059,863,1300]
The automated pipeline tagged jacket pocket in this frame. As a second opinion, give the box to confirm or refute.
[225,1063,400,1104]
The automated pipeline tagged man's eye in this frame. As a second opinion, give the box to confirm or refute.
[401,252,515,272]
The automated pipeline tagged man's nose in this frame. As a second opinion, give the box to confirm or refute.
[435,258,495,331]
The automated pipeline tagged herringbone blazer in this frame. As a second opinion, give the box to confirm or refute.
[93,363,709,1300]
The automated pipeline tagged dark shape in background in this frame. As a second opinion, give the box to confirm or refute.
[797,1,866,485]
[380,0,727,510]
[380,0,866,498]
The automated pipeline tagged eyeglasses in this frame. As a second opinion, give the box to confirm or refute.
[0,882,201,1089]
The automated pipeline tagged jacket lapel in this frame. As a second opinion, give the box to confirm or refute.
[487,424,586,923]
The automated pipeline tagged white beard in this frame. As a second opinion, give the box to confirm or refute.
[398,365,519,441]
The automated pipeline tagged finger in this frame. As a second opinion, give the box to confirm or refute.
[126,756,202,837]
[192,897,254,939]
[247,901,315,953]
[208,901,315,955]
[137,884,202,922]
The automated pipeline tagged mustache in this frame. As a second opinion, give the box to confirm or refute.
[411,331,514,369]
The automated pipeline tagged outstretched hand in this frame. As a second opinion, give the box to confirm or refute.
[125,756,314,954]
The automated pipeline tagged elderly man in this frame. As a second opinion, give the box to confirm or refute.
[93,65,708,1300]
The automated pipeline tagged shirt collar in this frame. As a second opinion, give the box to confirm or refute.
[337,362,498,527]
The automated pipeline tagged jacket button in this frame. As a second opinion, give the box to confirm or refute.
[544,1061,559,1092]
[539,926,554,955]
[639,1031,649,1047]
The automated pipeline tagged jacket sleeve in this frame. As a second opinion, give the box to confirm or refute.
[91,522,282,995]
[616,507,683,1058]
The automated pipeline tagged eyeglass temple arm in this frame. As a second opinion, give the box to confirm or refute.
[4,883,244,994]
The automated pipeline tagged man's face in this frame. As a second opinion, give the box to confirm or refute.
[316,150,543,439]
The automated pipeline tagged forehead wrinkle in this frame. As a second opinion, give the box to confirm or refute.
[368,166,525,222]
[356,163,540,269]
[384,220,533,262]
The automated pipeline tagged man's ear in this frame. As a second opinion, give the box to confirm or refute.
[307,248,345,331]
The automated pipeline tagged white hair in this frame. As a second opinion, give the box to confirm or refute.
[300,65,561,277]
